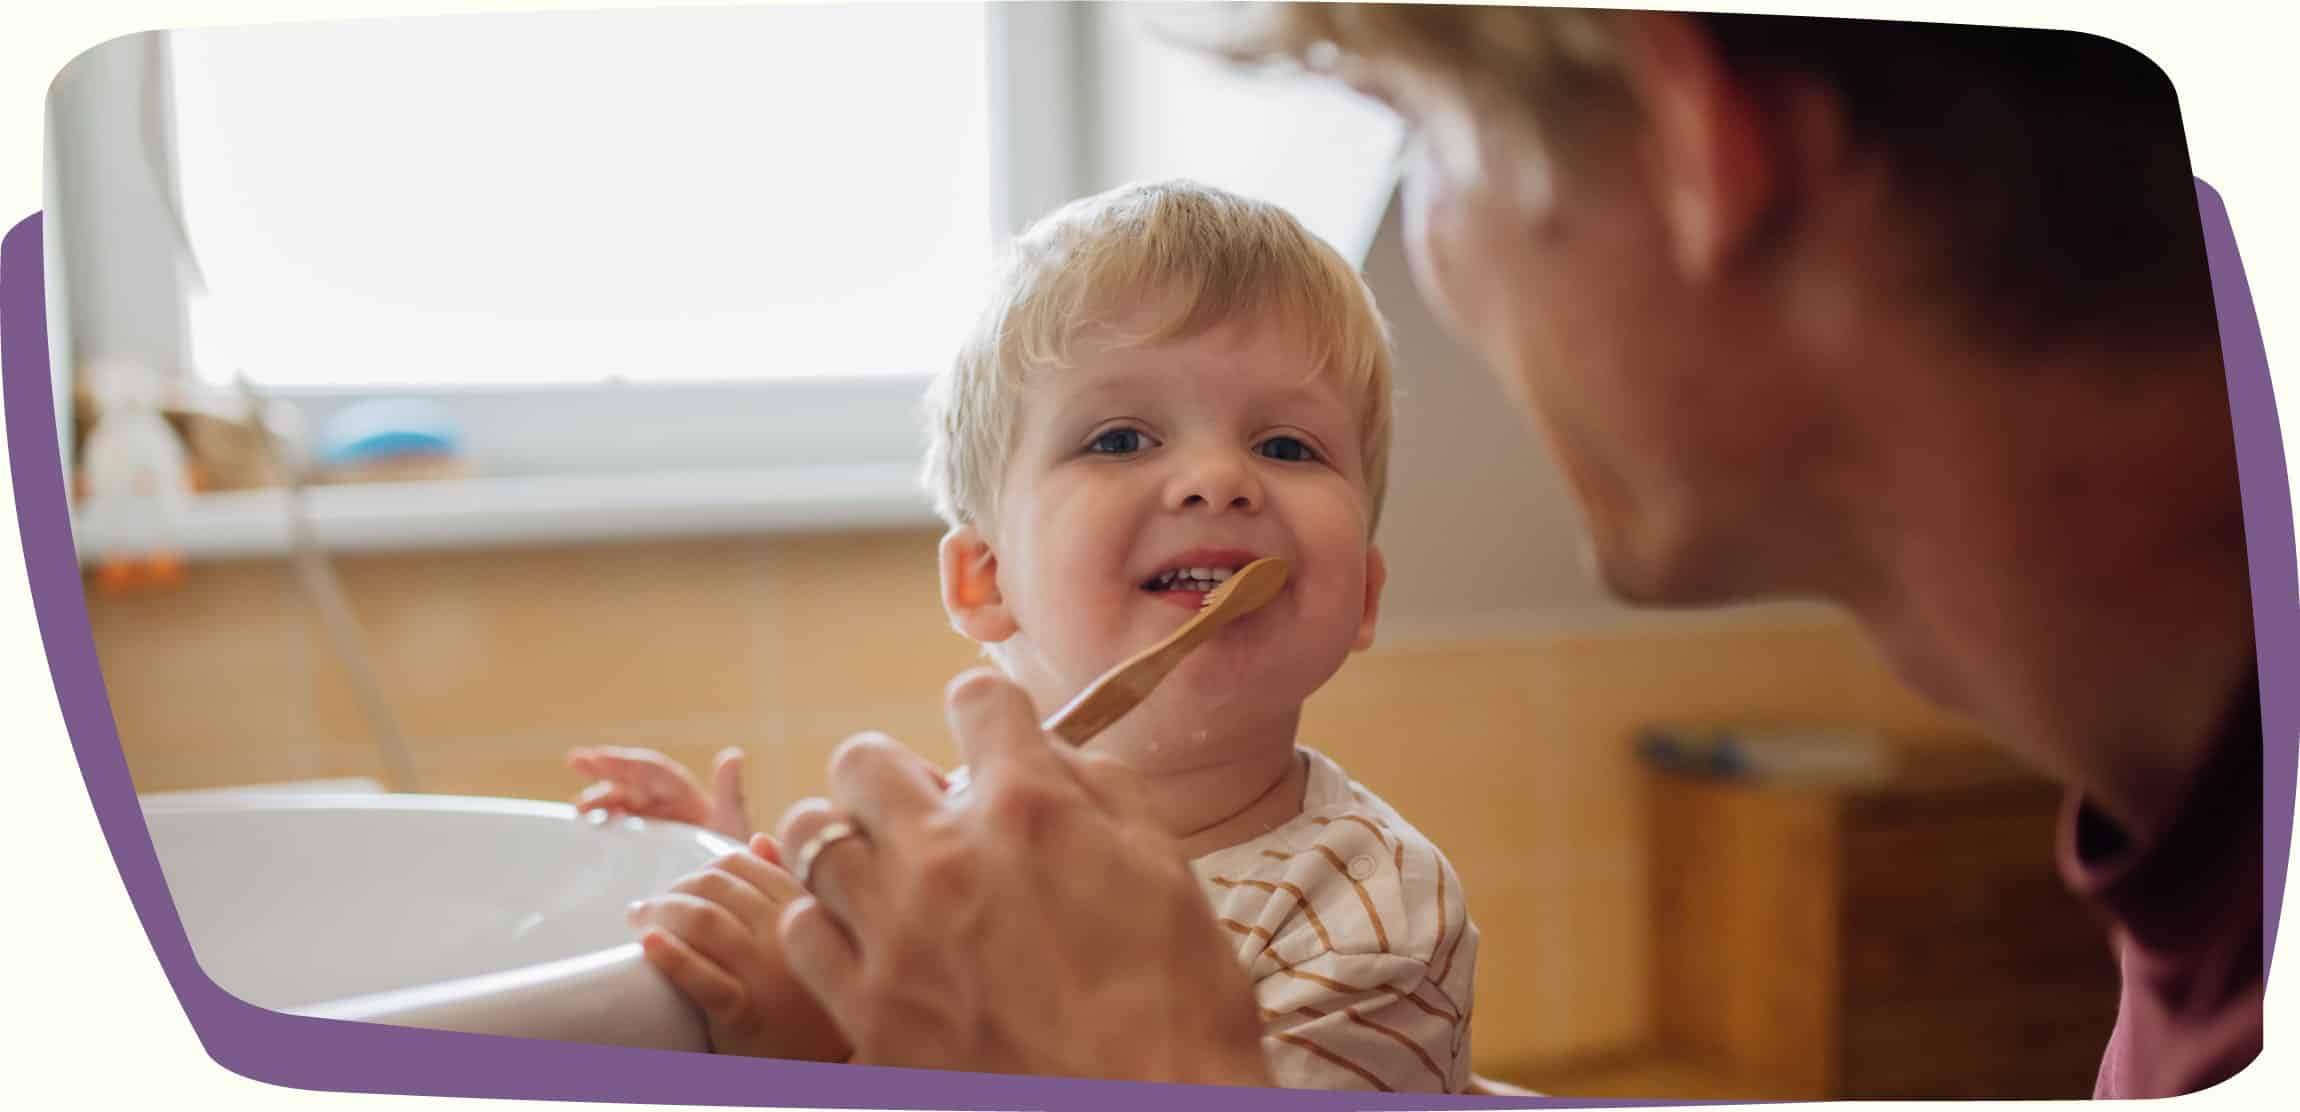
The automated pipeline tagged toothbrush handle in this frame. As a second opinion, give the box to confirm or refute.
[944,654,1171,801]
[945,560,1284,791]
[1040,624,1209,745]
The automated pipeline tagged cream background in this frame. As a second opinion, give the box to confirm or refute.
[0,2,2292,1110]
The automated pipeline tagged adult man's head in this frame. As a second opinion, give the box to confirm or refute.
[1226,7,2218,609]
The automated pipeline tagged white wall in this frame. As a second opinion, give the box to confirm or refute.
[1080,2,1399,262]
[44,33,190,397]
[42,89,74,480]
[1354,189,1636,638]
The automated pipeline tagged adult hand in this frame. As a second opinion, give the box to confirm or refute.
[772,669,1272,1085]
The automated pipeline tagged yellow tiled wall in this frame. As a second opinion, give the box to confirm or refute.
[85,529,1978,1073]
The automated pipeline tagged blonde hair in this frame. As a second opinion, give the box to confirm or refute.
[921,180,1395,536]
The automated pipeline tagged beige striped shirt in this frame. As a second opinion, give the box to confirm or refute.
[1191,747,1478,1093]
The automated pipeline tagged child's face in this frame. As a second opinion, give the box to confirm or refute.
[941,310,1385,752]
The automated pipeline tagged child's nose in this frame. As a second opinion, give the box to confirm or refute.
[1166,449,1264,514]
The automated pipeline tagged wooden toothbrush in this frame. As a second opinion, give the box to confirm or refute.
[939,556,1289,798]
[1040,556,1291,746]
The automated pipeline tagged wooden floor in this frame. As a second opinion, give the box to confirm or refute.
[1501,1049,1816,1102]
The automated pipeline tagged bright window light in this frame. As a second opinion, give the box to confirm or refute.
[165,5,994,390]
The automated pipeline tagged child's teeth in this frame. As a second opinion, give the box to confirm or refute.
[1147,565,1241,590]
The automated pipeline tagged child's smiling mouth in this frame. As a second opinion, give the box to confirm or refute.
[1142,566,1236,591]
[1138,548,1268,610]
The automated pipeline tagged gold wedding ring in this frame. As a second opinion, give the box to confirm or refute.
[791,818,863,891]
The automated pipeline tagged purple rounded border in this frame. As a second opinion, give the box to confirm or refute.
[0,180,2288,1108]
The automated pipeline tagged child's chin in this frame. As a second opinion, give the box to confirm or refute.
[1169,632,1314,691]
[1150,670,1293,730]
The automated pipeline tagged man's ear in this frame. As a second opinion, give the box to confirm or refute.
[1616,11,1782,281]
[1352,543,1389,652]
[939,525,1018,645]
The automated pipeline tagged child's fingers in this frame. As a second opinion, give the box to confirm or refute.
[632,893,773,980]
[749,832,785,868]
[574,783,635,813]
[578,780,662,813]
[569,749,658,789]
[673,862,779,924]
[639,927,749,1020]
[608,759,676,792]
[568,751,611,779]
[576,748,687,788]
[716,847,803,903]
[708,748,751,840]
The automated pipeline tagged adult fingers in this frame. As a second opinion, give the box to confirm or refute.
[778,898,862,1043]
[944,669,1072,795]
[776,800,879,927]
[824,732,948,835]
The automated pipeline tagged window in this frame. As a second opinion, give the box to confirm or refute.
[60,4,1403,556]
[166,5,995,393]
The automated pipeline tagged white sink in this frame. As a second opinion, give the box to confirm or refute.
[142,792,738,1050]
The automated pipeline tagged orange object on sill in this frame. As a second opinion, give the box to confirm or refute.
[92,553,187,595]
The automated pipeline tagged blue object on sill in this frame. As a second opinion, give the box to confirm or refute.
[1637,728,1751,779]
[315,399,463,467]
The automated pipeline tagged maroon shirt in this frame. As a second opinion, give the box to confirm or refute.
[2058,670,2264,1098]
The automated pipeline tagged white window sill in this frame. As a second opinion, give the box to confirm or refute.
[68,462,941,564]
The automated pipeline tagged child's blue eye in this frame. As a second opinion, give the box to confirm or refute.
[1256,436,1319,463]
[1088,428,1148,455]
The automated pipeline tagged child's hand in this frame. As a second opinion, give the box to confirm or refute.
[629,835,852,1062]
[567,745,751,841]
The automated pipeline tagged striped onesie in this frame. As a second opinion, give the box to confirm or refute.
[1191,747,1478,1092]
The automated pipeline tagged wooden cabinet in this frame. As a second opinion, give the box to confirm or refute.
[1646,741,2121,1099]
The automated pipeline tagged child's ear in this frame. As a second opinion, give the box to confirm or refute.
[939,525,1018,645]
[1352,543,1388,652]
